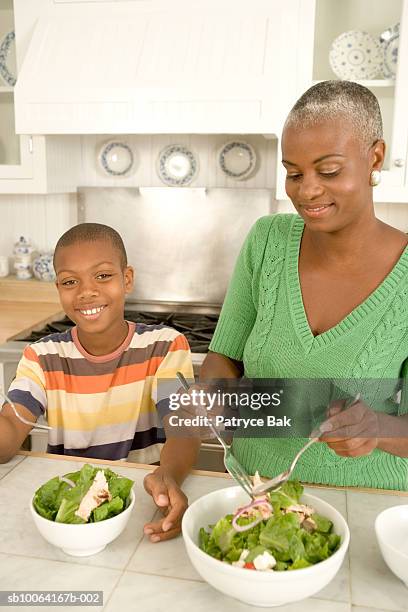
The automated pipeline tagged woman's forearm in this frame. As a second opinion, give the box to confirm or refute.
[200,351,243,381]
[158,437,201,485]
[376,413,408,457]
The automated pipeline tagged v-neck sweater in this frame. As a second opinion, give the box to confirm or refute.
[209,214,408,490]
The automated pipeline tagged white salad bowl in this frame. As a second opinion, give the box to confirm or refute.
[182,487,350,607]
[375,505,408,587]
[30,489,135,557]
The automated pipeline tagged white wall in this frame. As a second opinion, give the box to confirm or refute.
[0,193,76,256]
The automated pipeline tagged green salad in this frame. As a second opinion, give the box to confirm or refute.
[33,463,133,524]
[199,481,341,571]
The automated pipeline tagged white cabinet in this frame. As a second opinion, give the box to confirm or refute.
[0,0,80,193]
[276,0,408,203]
[13,0,315,136]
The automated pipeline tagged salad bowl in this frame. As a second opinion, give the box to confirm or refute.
[375,505,408,587]
[30,464,135,557]
[182,486,349,607]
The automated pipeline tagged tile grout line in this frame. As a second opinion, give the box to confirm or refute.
[0,456,27,482]
[101,507,158,610]
[0,550,124,572]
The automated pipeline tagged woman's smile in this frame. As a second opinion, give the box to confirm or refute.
[301,203,335,219]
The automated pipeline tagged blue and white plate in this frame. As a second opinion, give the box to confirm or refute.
[218,141,256,180]
[380,23,399,79]
[157,145,198,186]
[98,141,134,176]
[0,30,16,87]
[329,30,382,80]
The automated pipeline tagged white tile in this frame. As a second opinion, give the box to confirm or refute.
[104,571,352,612]
[0,553,120,612]
[347,491,408,611]
[0,454,26,480]
[352,607,400,612]
[0,457,157,569]
[127,473,235,580]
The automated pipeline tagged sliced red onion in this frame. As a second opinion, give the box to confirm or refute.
[232,499,272,533]
[59,476,75,488]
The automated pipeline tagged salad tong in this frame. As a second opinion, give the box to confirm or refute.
[176,372,255,499]
[0,387,52,430]
[252,393,361,496]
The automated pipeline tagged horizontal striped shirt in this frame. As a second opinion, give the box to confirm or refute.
[8,322,193,461]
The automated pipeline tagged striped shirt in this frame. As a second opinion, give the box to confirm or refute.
[8,322,193,461]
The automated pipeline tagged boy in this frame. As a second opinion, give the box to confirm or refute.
[0,223,200,542]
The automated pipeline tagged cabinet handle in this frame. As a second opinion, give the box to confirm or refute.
[394,158,405,167]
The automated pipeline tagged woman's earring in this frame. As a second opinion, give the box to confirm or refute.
[370,170,381,186]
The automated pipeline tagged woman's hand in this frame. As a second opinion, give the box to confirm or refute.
[143,467,188,542]
[319,398,380,457]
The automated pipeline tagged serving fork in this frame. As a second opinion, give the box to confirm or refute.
[252,393,361,496]
[176,372,255,499]
[0,388,52,430]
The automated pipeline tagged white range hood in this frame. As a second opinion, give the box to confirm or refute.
[14,0,314,135]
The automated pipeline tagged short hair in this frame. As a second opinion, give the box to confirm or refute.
[284,80,383,150]
[54,223,127,269]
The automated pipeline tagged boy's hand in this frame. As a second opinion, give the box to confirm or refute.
[143,467,188,542]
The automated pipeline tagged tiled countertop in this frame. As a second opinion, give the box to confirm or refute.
[0,454,407,612]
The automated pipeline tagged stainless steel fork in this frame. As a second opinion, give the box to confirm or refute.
[176,372,255,499]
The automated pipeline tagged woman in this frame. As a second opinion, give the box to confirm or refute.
[201,80,408,490]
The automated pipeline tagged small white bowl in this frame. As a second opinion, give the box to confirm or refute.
[182,487,349,608]
[30,489,135,557]
[375,505,408,587]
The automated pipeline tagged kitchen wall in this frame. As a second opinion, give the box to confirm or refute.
[0,134,407,255]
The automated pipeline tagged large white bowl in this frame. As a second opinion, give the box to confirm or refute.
[375,505,408,587]
[182,487,350,607]
[30,489,135,557]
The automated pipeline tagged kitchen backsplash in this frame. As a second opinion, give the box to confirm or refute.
[0,132,407,255]
[0,194,407,257]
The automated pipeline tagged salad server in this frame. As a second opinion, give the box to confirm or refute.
[252,393,361,496]
[0,387,52,430]
[176,372,255,499]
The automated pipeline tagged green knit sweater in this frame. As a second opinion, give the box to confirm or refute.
[209,214,408,490]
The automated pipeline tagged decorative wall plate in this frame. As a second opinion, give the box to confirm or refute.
[380,23,399,79]
[218,141,256,180]
[157,145,198,186]
[329,30,382,80]
[0,31,16,87]
[98,141,134,176]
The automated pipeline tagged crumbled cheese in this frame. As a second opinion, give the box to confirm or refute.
[232,549,249,568]
[287,504,314,517]
[253,551,276,571]
[75,470,112,521]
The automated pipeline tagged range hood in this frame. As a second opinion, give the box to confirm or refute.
[14,0,313,135]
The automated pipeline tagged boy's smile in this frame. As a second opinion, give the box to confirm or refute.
[54,239,134,355]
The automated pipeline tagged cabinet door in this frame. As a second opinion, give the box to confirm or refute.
[0,2,33,181]
[276,0,408,203]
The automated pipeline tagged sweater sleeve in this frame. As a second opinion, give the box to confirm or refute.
[209,215,276,361]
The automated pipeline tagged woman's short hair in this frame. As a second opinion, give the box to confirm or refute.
[284,80,383,149]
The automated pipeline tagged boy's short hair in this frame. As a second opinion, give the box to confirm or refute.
[54,223,128,269]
